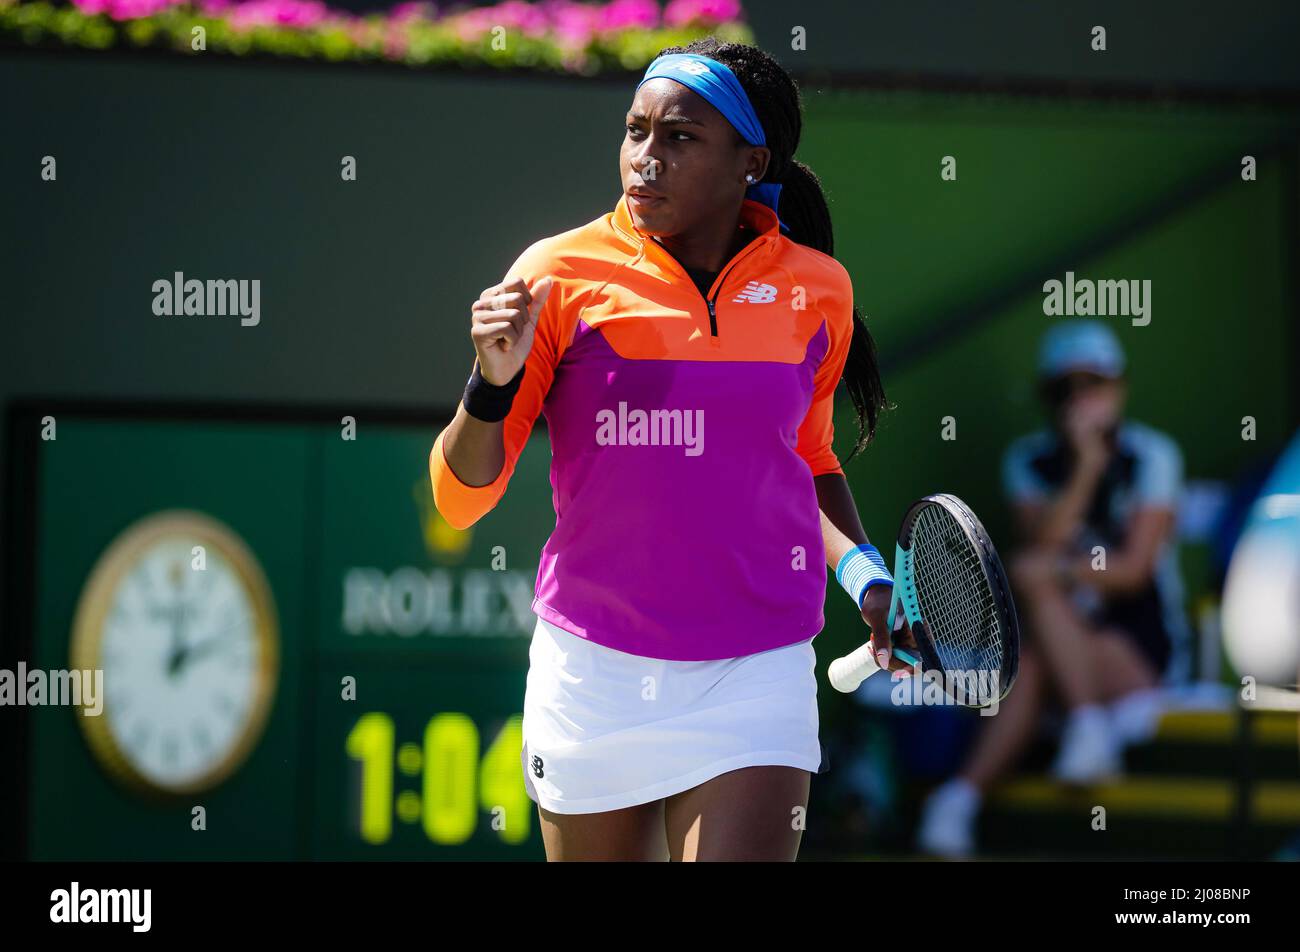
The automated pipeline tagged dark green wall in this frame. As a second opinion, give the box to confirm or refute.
[740,0,1300,91]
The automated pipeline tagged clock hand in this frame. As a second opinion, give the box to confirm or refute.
[165,602,187,678]
[167,594,203,677]
[180,631,232,667]
[176,613,250,672]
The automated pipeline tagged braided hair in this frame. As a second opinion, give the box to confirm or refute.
[654,37,891,460]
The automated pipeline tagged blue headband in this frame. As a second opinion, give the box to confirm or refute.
[637,52,790,234]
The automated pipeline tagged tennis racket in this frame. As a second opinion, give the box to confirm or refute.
[828,493,1019,708]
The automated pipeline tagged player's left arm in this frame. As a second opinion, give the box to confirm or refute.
[815,474,867,564]
[798,264,867,566]
[798,268,913,669]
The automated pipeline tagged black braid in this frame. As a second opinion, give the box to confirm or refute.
[654,37,891,460]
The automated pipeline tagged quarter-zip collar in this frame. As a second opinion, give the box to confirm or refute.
[610,193,781,278]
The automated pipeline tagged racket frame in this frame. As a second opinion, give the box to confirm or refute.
[886,493,1020,707]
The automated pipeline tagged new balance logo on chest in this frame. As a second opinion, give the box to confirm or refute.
[732,281,778,304]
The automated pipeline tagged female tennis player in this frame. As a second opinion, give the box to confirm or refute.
[430,38,913,861]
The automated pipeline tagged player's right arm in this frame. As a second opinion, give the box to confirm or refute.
[430,270,556,530]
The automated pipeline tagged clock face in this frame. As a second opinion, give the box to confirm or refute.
[71,511,278,795]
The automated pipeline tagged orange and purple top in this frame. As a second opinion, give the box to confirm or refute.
[430,193,856,660]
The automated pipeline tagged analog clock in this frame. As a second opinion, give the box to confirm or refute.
[70,510,279,796]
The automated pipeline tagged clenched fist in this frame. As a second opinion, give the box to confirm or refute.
[469,276,553,386]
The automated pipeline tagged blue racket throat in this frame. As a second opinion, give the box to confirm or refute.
[884,542,921,668]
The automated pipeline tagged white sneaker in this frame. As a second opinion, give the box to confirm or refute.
[1107,688,1164,746]
[1052,705,1121,784]
[916,779,980,858]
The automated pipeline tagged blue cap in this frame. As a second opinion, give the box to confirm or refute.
[1038,320,1126,379]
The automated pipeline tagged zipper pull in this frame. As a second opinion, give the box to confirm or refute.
[707,298,718,337]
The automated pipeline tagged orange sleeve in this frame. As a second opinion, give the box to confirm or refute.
[794,265,855,478]
[430,240,567,530]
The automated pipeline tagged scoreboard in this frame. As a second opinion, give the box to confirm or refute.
[15,410,557,860]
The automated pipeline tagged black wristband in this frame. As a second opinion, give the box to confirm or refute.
[462,359,525,422]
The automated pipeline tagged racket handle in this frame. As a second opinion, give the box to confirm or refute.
[828,645,921,693]
[829,577,920,692]
[828,641,882,692]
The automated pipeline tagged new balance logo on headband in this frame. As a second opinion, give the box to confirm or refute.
[673,61,711,76]
[732,281,778,304]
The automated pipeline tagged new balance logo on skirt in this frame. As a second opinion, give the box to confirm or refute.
[732,281,778,304]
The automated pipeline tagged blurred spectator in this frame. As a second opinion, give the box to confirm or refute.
[917,320,1191,857]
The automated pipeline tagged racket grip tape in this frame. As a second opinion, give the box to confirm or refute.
[827,644,920,693]
[828,642,882,693]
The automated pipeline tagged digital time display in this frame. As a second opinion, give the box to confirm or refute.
[312,660,542,860]
[345,711,529,847]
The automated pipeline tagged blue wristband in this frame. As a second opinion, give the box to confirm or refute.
[835,543,894,609]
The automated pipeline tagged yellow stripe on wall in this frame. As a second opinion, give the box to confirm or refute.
[1154,710,1298,746]
[989,776,1300,823]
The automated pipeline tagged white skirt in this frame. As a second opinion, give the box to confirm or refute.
[520,615,824,815]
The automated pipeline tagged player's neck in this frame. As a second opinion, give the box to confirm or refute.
[652,220,754,274]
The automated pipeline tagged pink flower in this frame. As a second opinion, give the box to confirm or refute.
[541,0,599,47]
[383,26,410,57]
[389,1,436,21]
[229,0,331,29]
[598,0,659,32]
[65,0,745,57]
[482,0,550,36]
[105,0,184,20]
[664,0,741,27]
[450,8,496,41]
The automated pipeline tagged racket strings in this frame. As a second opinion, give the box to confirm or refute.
[911,506,1004,701]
